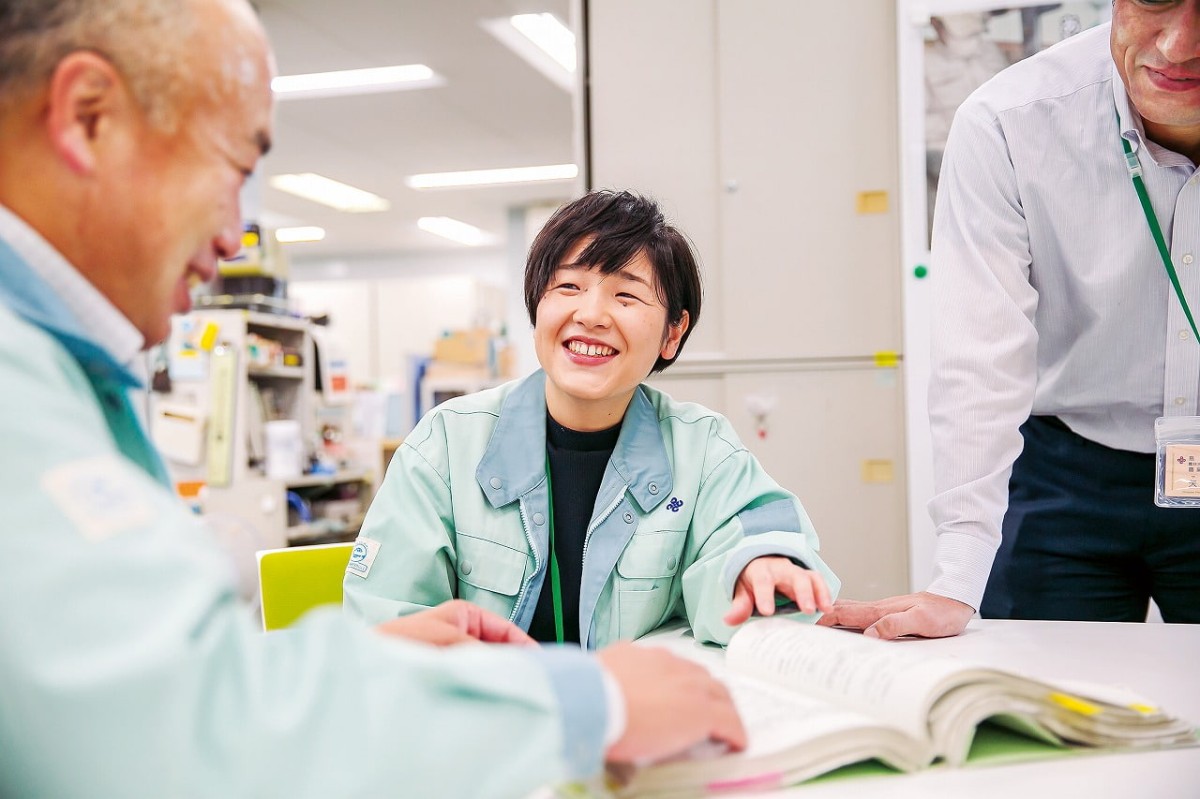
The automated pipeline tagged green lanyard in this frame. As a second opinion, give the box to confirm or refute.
[544,456,565,644]
[1120,131,1200,342]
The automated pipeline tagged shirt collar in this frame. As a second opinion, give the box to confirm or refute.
[476,370,673,512]
[1113,63,1196,169]
[0,203,143,369]
[0,204,145,387]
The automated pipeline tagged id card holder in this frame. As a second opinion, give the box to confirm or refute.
[1154,416,1200,507]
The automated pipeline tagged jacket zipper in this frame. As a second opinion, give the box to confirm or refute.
[579,486,629,648]
[509,497,543,624]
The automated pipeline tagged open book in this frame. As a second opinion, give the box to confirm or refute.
[613,619,1196,796]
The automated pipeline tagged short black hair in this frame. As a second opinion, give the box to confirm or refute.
[524,190,702,373]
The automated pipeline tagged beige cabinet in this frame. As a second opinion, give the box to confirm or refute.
[592,0,909,597]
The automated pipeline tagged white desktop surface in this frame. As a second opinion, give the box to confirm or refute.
[641,619,1200,799]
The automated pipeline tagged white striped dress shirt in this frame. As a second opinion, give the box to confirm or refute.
[927,23,1200,609]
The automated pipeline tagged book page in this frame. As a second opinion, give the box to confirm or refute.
[726,619,984,740]
[615,670,929,796]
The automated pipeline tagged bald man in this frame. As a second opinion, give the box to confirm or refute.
[0,2,743,796]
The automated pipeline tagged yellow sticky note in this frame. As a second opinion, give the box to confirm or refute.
[199,322,220,352]
[862,460,894,484]
[1049,692,1099,716]
[856,191,889,214]
[874,351,899,368]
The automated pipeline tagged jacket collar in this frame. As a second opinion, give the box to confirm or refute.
[476,370,673,512]
[0,235,142,389]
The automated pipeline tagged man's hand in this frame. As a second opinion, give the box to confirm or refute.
[817,592,975,639]
[723,556,832,626]
[599,642,746,765]
[374,599,536,647]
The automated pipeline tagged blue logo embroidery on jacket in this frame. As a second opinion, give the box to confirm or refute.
[667,497,684,512]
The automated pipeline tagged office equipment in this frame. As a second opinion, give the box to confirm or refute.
[257,542,354,631]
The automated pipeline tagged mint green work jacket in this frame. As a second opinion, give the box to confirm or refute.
[0,236,606,798]
[344,371,840,648]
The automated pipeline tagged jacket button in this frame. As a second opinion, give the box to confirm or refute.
[489,477,502,489]
[533,512,545,525]
[461,561,473,576]
[667,556,678,570]
[648,482,659,495]
[623,512,634,524]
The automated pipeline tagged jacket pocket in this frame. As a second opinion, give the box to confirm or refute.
[615,529,686,638]
[616,529,687,579]
[455,532,527,596]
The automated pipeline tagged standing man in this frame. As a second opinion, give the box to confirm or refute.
[828,1,1200,638]
[0,1,744,796]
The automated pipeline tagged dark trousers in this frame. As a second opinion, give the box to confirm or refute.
[981,416,1200,622]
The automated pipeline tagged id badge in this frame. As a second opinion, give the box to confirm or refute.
[1154,416,1200,507]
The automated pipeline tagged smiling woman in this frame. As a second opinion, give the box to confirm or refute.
[344,189,841,651]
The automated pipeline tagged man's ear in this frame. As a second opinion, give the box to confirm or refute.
[660,310,690,360]
[46,51,126,175]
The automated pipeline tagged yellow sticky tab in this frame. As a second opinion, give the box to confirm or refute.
[874,351,899,368]
[1129,703,1159,715]
[1050,692,1099,716]
[199,322,220,352]
[862,459,894,484]
[856,190,889,214]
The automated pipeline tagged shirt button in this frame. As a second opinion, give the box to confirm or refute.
[1184,253,1195,265]
[623,511,634,524]
[1180,330,1190,341]
[648,482,659,495]
[489,477,502,489]
[1176,397,1188,406]
[461,561,473,576]
[667,556,678,570]
[533,512,545,525]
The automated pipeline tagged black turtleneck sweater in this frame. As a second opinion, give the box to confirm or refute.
[527,414,621,644]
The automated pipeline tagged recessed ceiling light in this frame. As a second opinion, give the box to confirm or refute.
[481,14,575,92]
[275,226,326,244]
[510,14,576,72]
[417,217,494,246]
[406,163,578,189]
[269,173,390,213]
[271,64,442,100]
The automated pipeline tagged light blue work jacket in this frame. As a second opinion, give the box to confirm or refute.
[0,236,606,798]
[345,371,840,648]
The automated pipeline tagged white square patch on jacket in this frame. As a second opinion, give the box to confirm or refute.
[40,455,155,541]
[346,537,382,578]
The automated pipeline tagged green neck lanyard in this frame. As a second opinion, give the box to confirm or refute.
[543,456,565,644]
[1120,131,1200,342]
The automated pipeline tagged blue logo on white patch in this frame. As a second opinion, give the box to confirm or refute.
[346,537,382,577]
[667,497,684,512]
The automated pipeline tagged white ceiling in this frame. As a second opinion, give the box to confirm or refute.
[253,0,580,261]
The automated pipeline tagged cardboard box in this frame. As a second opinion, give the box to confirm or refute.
[433,328,491,366]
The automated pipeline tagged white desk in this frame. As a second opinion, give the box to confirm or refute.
[643,619,1200,799]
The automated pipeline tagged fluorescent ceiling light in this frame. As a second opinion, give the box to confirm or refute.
[481,14,575,92]
[275,226,326,244]
[272,64,442,100]
[510,14,576,72]
[269,173,390,213]
[417,217,494,247]
[406,163,578,189]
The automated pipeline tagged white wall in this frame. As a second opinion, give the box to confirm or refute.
[288,250,508,389]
